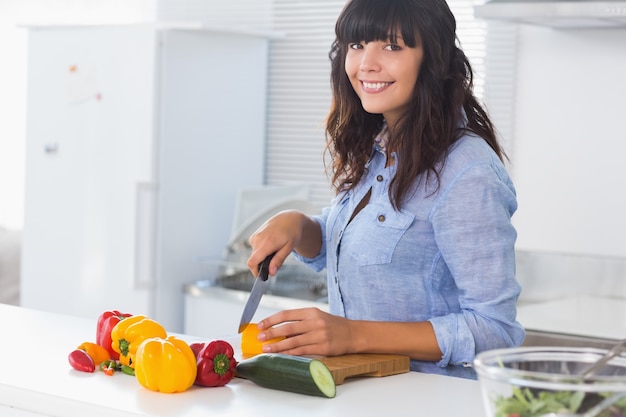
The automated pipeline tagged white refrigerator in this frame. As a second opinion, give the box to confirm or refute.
[21,23,270,332]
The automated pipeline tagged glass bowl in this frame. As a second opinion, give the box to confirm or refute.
[473,346,626,417]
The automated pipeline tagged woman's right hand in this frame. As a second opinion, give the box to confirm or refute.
[247,210,321,277]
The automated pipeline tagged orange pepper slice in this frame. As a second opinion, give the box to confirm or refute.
[241,323,286,357]
[77,341,111,365]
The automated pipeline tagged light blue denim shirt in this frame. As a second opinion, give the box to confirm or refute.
[294,133,525,379]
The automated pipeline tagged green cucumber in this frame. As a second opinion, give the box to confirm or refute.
[236,353,336,398]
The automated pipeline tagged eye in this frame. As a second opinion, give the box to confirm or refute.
[384,43,402,51]
[348,42,363,50]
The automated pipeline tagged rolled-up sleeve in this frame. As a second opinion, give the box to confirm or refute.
[428,160,525,368]
[291,207,330,272]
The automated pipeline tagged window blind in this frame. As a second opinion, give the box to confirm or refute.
[265,1,345,208]
[482,22,519,156]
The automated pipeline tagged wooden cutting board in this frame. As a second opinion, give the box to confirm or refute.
[318,354,410,385]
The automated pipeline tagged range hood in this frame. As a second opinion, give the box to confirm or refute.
[474,0,626,28]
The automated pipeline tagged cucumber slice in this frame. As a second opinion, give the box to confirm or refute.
[308,359,336,398]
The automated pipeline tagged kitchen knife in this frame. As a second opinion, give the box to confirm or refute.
[238,252,275,333]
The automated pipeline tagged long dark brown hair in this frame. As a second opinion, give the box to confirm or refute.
[325,0,504,210]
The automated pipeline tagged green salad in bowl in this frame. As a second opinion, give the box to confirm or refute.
[473,346,626,417]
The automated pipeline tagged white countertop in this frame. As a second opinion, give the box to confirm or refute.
[0,303,486,417]
[517,295,626,340]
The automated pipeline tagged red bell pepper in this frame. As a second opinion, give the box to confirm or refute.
[96,310,132,360]
[190,342,204,358]
[191,340,237,387]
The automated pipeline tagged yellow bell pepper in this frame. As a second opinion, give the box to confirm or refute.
[134,336,197,393]
[77,341,110,365]
[110,315,167,368]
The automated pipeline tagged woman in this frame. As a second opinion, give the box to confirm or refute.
[246,0,525,379]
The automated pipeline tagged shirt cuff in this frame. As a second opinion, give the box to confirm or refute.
[429,315,476,368]
[291,215,327,272]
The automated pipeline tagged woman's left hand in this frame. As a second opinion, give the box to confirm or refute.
[255,308,355,357]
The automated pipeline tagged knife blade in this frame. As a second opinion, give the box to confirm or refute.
[238,252,275,333]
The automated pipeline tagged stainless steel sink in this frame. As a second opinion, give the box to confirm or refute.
[522,330,619,350]
[189,262,328,303]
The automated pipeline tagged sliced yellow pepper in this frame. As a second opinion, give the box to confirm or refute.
[241,323,286,357]
[110,315,167,368]
[134,336,197,393]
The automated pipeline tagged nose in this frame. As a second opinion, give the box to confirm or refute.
[359,44,381,72]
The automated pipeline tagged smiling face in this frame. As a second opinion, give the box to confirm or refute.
[345,34,424,125]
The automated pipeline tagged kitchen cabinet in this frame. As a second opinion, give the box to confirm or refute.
[474,0,626,28]
[21,23,271,332]
[510,25,626,258]
[474,1,626,260]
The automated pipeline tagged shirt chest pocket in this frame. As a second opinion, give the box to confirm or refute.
[354,208,415,266]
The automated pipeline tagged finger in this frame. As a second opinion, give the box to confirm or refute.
[257,310,291,331]
[247,232,292,275]
[246,248,261,276]
[278,345,324,356]
[262,330,329,356]
[257,308,315,331]
[267,247,293,276]
[262,333,311,354]
[247,230,274,275]
[247,247,278,276]
[258,313,324,348]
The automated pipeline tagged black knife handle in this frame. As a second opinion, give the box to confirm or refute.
[257,252,275,282]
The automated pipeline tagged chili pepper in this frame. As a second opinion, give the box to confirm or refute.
[96,310,132,360]
[77,341,110,365]
[193,340,237,387]
[120,364,135,376]
[110,315,167,368]
[99,360,118,376]
[68,349,96,373]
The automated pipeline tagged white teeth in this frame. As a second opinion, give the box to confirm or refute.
[363,82,390,90]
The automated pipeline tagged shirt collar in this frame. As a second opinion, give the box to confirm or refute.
[373,123,389,155]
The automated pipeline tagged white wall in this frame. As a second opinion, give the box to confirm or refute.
[510,25,626,258]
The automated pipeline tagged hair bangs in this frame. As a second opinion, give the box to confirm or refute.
[336,0,420,47]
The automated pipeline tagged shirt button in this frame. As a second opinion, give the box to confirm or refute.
[377,214,386,222]
[376,175,383,182]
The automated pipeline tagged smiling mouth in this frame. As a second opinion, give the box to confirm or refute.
[361,81,392,91]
